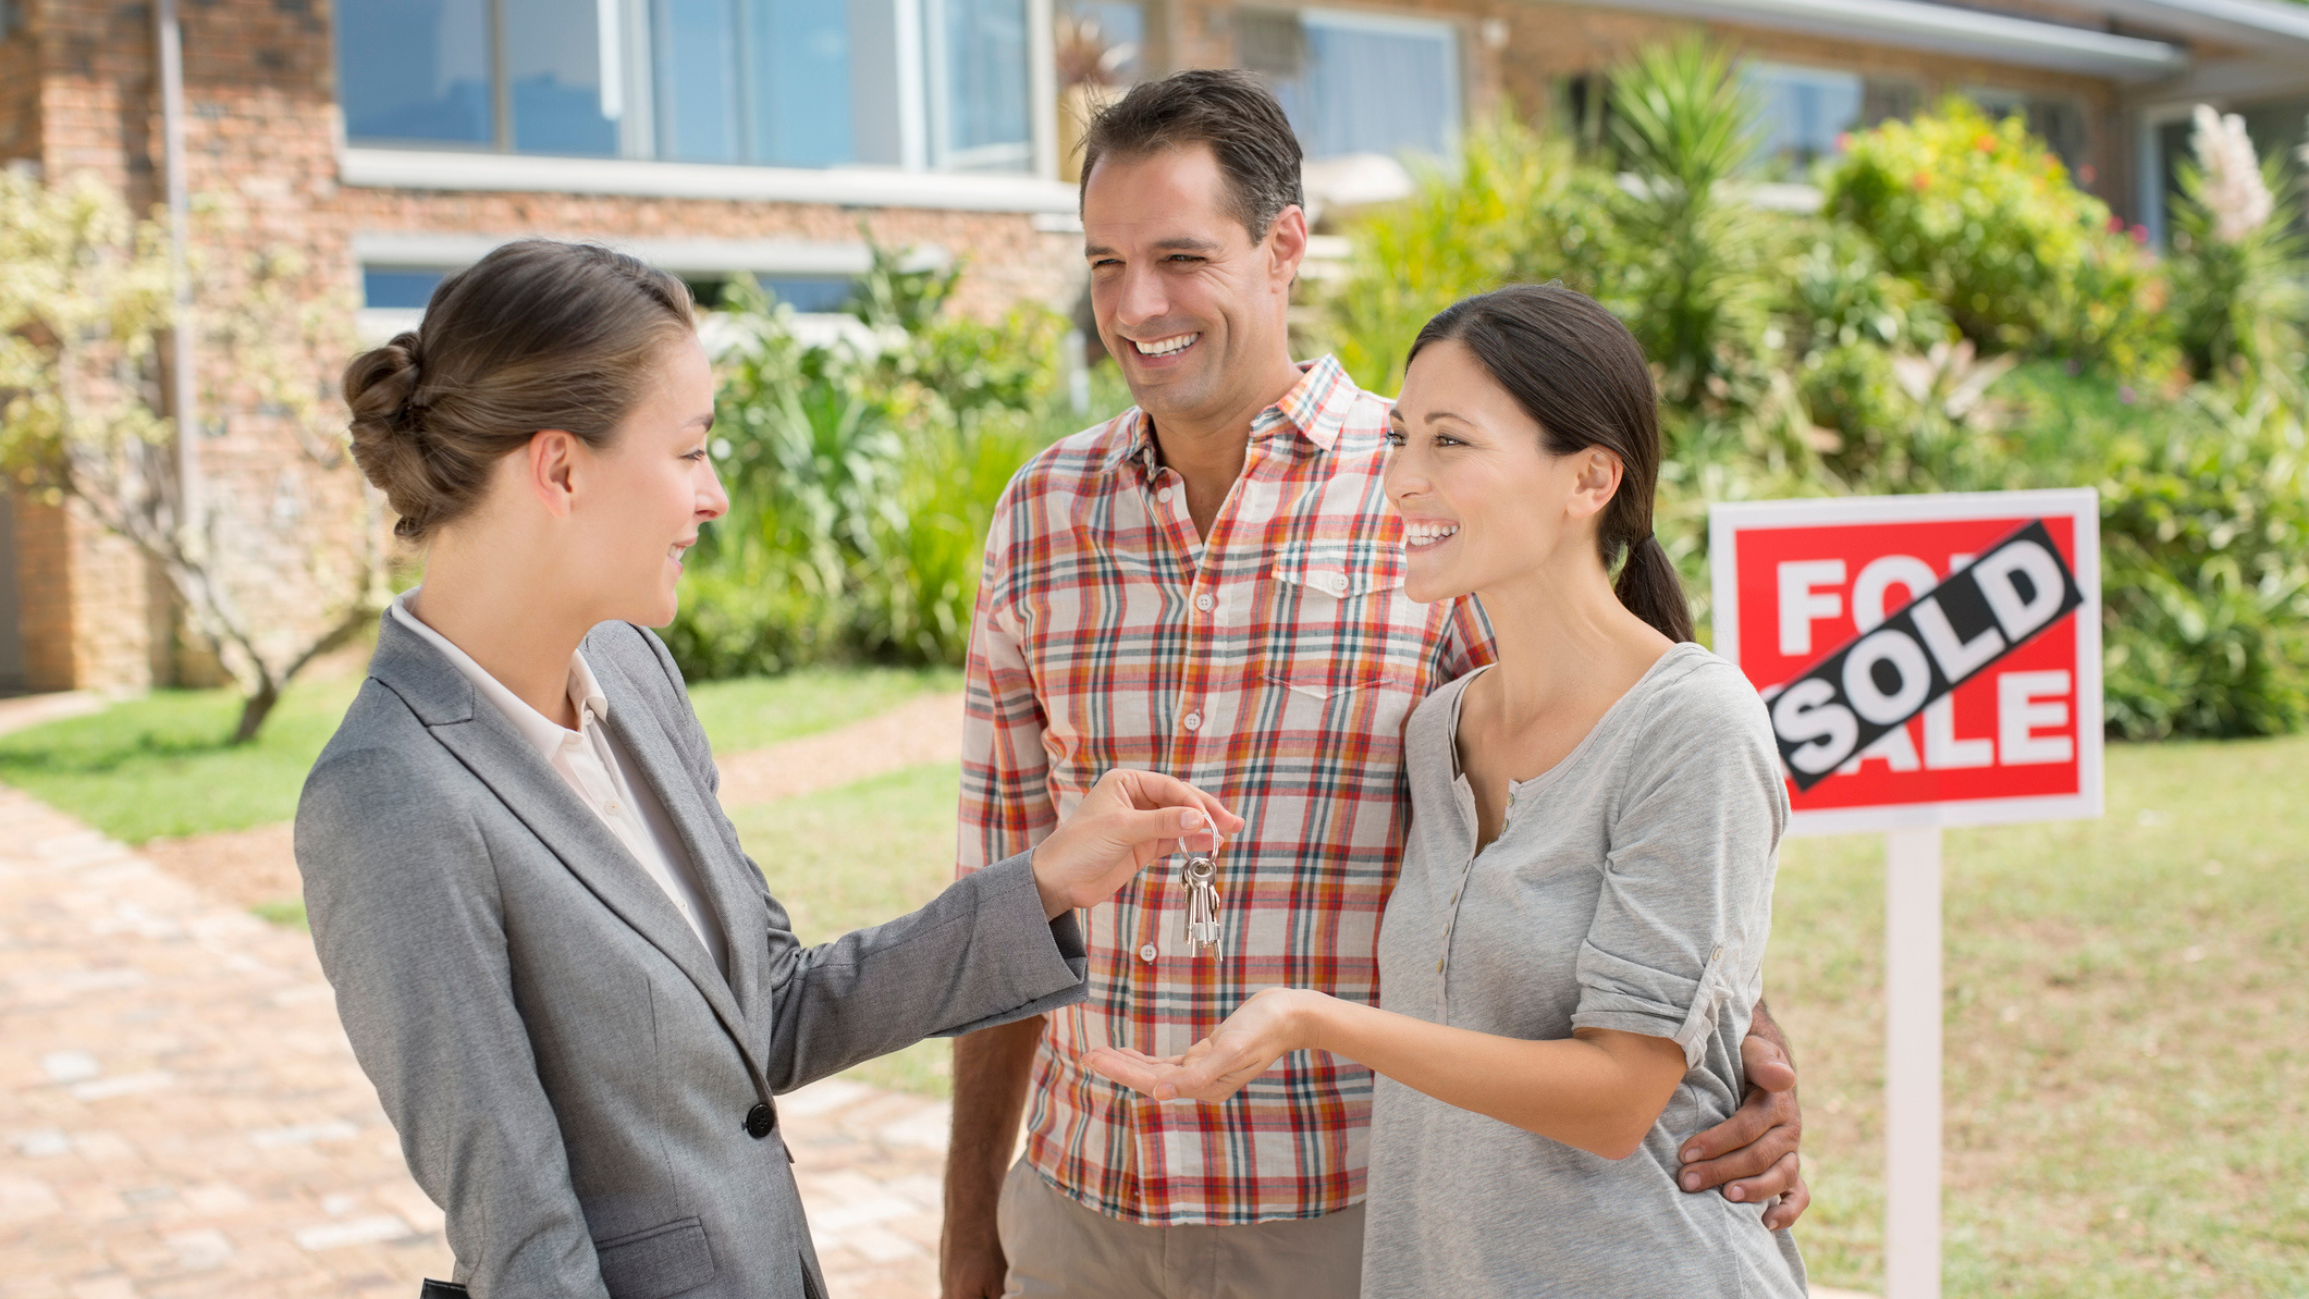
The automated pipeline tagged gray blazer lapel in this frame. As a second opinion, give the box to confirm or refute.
[365,619,764,1078]
[587,646,769,1044]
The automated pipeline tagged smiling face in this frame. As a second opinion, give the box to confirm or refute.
[1385,337,1623,604]
[1081,143,1305,428]
[564,333,728,628]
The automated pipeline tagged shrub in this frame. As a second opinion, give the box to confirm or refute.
[2094,385,2309,738]
[665,254,1085,680]
[1823,98,2164,372]
[1317,116,1608,393]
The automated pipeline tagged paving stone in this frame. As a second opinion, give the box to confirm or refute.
[0,783,966,1298]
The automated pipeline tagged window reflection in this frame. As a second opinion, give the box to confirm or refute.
[339,0,493,146]
[747,0,858,167]
[656,0,744,161]
[1749,63,1863,176]
[507,0,620,155]
[1244,10,1459,162]
[929,0,1034,170]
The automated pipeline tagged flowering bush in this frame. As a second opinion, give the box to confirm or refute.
[1822,98,2164,371]
[1317,66,2309,737]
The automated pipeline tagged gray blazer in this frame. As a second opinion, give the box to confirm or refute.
[296,616,1088,1299]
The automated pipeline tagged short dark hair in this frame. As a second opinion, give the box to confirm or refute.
[1079,68,1305,242]
[1410,285,1695,644]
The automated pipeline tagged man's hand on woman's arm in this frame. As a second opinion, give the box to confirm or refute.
[1676,999,1808,1230]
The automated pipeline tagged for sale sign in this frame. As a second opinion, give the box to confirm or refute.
[1709,490,2102,835]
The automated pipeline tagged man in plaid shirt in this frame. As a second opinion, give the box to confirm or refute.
[942,71,1809,1298]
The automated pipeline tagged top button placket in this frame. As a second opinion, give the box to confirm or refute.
[1437,781,1514,1017]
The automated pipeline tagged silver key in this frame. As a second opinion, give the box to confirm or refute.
[1181,854,1222,955]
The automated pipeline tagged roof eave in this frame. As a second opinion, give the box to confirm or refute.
[1585,0,2190,82]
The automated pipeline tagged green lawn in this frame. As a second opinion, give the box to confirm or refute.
[728,761,967,1096]
[733,739,2308,1298]
[0,663,956,845]
[1776,733,2309,1297]
[686,665,960,754]
[0,674,369,844]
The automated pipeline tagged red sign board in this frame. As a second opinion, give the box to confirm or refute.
[1709,490,2102,834]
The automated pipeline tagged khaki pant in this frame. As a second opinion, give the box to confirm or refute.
[997,1159,1365,1299]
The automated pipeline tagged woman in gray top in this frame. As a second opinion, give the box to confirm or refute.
[1092,285,1804,1296]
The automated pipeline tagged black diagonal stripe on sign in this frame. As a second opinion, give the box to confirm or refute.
[1770,518,2084,791]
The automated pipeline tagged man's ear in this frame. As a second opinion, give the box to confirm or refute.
[1266,204,1309,289]
[525,429,581,519]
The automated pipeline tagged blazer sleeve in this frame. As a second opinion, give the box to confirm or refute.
[621,623,1089,1093]
[297,743,612,1299]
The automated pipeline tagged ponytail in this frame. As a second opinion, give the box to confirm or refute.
[1613,534,1694,644]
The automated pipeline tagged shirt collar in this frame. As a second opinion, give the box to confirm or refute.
[388,590,611,763]
[1107,354,1358,476]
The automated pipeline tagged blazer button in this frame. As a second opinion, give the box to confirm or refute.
[745,1103,775,1139]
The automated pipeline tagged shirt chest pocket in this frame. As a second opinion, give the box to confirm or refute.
[1261,538,1415,698]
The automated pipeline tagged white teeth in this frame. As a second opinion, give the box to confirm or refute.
[1133,332,1199,357]
[1404,523,1459,548]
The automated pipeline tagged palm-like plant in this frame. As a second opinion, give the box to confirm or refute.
[2169,106,2308,388]
[1603,37,1778,415]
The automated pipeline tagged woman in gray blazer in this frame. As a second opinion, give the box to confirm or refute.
[299,240,1238,1299]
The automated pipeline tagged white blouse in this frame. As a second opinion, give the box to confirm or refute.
[389,592,730,979]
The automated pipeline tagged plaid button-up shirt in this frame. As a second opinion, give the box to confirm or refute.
[957,357,1492,1225]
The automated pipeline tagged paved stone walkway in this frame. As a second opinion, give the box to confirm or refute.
[0,785,957,1299]
[0,683,1870,1299]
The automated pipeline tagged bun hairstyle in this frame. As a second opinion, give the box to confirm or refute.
[1408,284,1694,644]
[343,239,696,542]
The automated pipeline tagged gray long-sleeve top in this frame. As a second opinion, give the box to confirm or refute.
[1362,644,1807,1298]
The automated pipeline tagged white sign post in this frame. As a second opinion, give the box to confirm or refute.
[1883,825,1941,1299]
[1709,490,2103,1299]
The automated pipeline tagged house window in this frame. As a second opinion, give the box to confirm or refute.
[338,0,494,146]
[362,267,455,309]
[686,274,857,311]
[337,0,1032,173]
[1744,63,1918,178]
[1748,64,1860,175]
[1241,8,1459,162]
[925,0,1036,170]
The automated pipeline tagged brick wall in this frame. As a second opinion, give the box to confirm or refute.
[9,496,158,694]
[13,0,1087,692]
[9,0,2166,690]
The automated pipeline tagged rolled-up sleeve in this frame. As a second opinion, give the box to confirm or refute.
[1570,669,1787,1069]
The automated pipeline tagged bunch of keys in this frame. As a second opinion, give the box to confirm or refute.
[1181,854,1223,956]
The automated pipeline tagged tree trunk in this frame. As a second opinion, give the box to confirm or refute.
[231,678,280,746]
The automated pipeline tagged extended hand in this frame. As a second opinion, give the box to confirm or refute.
[1030,769,1243,918]
[1677,1034,1808,1229]
[1086,987,1320,1102]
